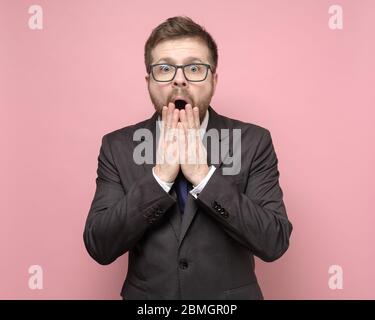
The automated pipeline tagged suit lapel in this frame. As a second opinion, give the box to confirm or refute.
[178,106,231,248]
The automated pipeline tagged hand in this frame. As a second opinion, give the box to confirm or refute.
[154,103,180,183]
[178,104,209,186]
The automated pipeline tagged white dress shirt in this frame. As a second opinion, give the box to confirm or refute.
[152,110,216,199]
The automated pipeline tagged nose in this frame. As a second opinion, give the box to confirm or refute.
[172,67,187,87]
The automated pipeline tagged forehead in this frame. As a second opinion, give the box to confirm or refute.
[151,37,211,64]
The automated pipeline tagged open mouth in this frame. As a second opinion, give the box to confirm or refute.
[174,99,187,110]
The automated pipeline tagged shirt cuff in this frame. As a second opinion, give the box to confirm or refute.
[190,166,216,199]
[152,167,174,193]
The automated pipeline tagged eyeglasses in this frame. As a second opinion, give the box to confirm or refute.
[149,63,212,82]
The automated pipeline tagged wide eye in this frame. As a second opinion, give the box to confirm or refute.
[188,64,200,73]
[159,64,171,73]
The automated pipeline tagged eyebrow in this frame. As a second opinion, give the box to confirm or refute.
[154,57,205,64]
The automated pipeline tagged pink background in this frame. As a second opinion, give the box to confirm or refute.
[1,0,374,299]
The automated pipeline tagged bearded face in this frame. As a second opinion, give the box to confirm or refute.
[146,37,218,122]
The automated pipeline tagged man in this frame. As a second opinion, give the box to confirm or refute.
[83,16,293,300]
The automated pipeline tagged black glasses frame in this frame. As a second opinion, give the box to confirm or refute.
[149,63,212,82]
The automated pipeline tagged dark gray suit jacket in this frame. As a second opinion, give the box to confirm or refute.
[83,106,293,300]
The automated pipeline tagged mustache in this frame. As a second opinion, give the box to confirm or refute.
[168,90,193,104]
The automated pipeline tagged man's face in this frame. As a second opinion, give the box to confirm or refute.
[146,37,218,122]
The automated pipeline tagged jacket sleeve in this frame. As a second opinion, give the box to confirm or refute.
[196,129,293,262]
[83,134,176,265]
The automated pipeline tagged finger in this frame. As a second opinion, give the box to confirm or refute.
[167,102,175,130]
[185,104,194,129]
[192,106,201,148]
[161,106,168,123]
[161,105,168,139]
[165,102,175,142]
[172,108,179,129]
[177,122,186,165]
[193,107,200,129]
[179,109,190,160]
[171,108,179,143]
[179,109,188,132]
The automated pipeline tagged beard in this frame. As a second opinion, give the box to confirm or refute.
[148,82,215,123]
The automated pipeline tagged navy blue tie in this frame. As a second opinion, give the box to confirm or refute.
[174,171,190,214]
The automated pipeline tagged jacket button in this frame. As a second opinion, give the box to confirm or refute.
[179,259,189,270]
[148,217,156,224]
[213,201,221,211]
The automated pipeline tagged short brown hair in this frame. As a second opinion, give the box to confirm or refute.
[144,16,218,73]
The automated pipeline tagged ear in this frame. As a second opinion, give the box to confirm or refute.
[145,74,150,84]
[212,72,218,95]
